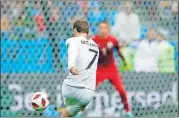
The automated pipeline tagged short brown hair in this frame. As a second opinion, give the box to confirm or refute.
[73,20,89,34]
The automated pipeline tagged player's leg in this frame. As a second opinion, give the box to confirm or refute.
[109,72,131,114]
[75,110,84,117]
[61,84,78,117]
[75,87,95,117]
[61,84,94,117]
[96,67,106,87]
[60,107,72,117]
[61,103,83,117]
[75,68,106,117]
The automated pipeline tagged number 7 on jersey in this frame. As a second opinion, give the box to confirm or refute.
[86,49,98,69]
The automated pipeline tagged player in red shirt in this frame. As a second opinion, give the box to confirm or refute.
[93,21,132,117]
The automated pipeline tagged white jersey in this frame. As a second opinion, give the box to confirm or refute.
[63,36,99,90]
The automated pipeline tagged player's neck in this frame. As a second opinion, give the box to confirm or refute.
[75,33,88,37]
[124,11,131,16]
[99,35,108,39]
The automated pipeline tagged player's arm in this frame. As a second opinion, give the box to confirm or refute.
[117,45,127,64]
[66,39,79,75]
[117,45,131,70]
[114,38,130,69]
[114,38,126,61]
[117,47,125,61]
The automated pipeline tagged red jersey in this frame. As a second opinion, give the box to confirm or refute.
[93,35,119,68]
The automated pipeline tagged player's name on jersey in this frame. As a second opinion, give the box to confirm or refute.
[81,40,98,47]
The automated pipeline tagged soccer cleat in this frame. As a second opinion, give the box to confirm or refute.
[125,112,133,118]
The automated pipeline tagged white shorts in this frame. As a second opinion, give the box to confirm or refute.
[62,83,94,116]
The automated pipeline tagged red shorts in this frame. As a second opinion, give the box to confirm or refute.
[96,65,124,87]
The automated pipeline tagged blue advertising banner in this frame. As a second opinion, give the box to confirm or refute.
[1,39,54,73]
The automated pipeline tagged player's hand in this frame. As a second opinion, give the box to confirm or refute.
[124,61,131,70]
[70,67,79,75]
[120,60,131,71]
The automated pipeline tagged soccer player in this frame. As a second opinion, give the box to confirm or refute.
[93,21,132,117]
[60,20,99,117]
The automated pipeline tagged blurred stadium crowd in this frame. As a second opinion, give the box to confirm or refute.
[1,1,178,73]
